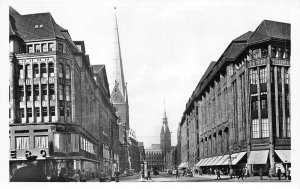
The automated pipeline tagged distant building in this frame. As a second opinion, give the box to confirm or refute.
[128,129,141,172]
[178,20,290,174]
[145,144,164,170]
[9,6,119,177]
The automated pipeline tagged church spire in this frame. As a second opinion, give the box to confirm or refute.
[112,7,127,101]
[163,101,170,133]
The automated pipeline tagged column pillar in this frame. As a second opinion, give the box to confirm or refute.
[274,66,279,137]
[281,67,286,138]
[257,67,262,138]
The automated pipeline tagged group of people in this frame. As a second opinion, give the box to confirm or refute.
[260,167,291,180]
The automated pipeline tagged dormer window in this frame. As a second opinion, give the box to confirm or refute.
[41,43,47,52]
[28,45,33,53]
[58,43,63,53]
[34,44,40,53]
[48,43,54,51]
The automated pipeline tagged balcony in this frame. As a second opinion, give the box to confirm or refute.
[271,58,290,66]
[248,58,268,68]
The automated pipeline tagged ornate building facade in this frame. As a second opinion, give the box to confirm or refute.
[178,20,290,175]
[9,7,119,177]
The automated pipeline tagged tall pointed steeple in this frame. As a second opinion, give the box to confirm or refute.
[163,100,170,133]
[112,7,127,101]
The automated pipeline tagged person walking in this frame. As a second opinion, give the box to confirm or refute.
[147,169,151,180]
[216,169,221,180]
[80,170,87,182]
[176,169,179,178]
[73,170,80,182]
[229,168,234,179]
[268,168,273,180]
[99,170,105,182]
[259,168,263,180]
[11,155,47,182]
[277,167,281,180]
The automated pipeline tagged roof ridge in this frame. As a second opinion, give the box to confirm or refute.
[263,20,270,38]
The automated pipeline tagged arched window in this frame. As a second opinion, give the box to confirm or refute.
[58,64,64,78]
[65,65,70,79]
[41,63,47,77]
[26,64,31,78]
[19,65,24,79]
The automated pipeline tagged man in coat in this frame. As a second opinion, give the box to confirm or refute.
[277,167,281,180]
[10,155,47,182]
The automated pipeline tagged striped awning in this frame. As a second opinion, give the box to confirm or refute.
[195,159,205,167]
[178,162,189,168]
[206,156,218,166]
[222,153,239,165]
[231,152,247,165]
[199,158,209,166]
[248,150,269,164]
[216,154,229,165]
[210,155,223,166]
[202,157,213,166]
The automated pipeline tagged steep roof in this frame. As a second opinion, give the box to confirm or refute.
[247,20,290,44]
[91,65,104,73]
[10,11,65,41]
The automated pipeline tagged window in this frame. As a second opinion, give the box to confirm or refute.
[42,85,47,100]
[9,108,11,119]
[35,107,40,117]
[16,136,29,149]
[20,108,24,118]
[50,107,55,116]
[252,119,259,138]
[33,64,39,77]
[42,107,47,117]
[27,108,32,117]
[262,48,268,58]
[26,64,32,79]
[49,84,55,99]
[283,49,290,59]
[34,85,39,100]
[28,45,33,53]
[58,64,63,77]
[260,67,267,83]
[251,94,258,111]
[19,65,24,79]
[34,44,40,53]
[277,68,282,83]
[60,104,64,116]
[59,85,64,100]
[21,44,26,53]
[250,69,258,84]
[26,86,31,100]
[66,66,70,79]
[285,68,289,84]
[41,63,47,77]
[19,86,24,101]
[48,63,54,75]
[66,86,70,101]
[48,43,54,51]
[261,119,269,138]
[261,92,267,109]
[58,43,63,53]
[54,133,79,152]
[286,117,291,138]
[67,107,71,117]
[35,136,48,148]
[276,48,283,58]
[41,43,47,52]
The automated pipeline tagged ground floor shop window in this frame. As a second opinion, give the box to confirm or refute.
[35,136,48,148]
[16,136,29,149]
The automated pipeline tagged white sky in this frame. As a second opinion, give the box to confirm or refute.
[3,0,298,150]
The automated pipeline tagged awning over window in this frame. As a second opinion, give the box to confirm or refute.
[199,158,209,166]
[206,156,218,166]
[210,155,223,166]
[178,162,189,168]
[275,150,290,163]
[248,150,269,164]
[195,159,205,167]
[222,153,238,165]
[231,152,247,165]
[202,157,213,166]
[216,154,229,165]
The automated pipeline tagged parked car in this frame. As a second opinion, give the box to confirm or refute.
[185,170,193,177]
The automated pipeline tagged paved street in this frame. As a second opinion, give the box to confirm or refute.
[88,172,291,182]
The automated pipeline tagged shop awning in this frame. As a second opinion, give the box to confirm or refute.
[202,157,214,166]
[216,154,229,165]
[210,155,223,166]
[275,150,291,163]
[248,150,269,164]
[199,158,208,166]
[195,159,205,167]
[231,152,247,165]
[222,153,238,165]
[178,162,189,168]
[206,156,218,166]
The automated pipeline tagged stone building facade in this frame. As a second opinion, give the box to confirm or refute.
[9,7,119,177]
[178,20,290,175]
[145,144,164,171]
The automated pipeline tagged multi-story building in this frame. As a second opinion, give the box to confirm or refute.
[178,20,290,175]
[145,144,164,171]
[9,7,119,177]
[128,129,141,172]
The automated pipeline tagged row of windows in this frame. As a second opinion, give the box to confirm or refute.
[251,92,268,111]
[252,118,290,139]
[19,63,71,79]
[248,47,290,60]
[19,106,71,118]
[53,133,79,153]
[81,137,96,155]
[21,43,54,54]
[15,136,48,149]
[19,85,71,101]
[250,68,267,84]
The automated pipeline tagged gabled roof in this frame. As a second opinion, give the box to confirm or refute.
[91,65,105,73]
[247,20,290,44]
[233,31,253,42]
[10,11,65,41]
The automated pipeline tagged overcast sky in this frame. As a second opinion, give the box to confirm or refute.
[5,0,297,148]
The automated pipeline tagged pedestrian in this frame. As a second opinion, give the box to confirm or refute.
[176,169,179,178]
[99,170,105,182]
[80,170,87,182]
[73,170,80,182]
[113,170,120,182]
[277,167,281,180]
[199,168,202,176]
[209,167,212,175]
[268,168,273,180]
[216,169,221,180]
[147,169,151,180]
[57,171,66,182]
[229,168,234,179]
[238,168,244,180]
[259,167,263,180]
[11,155,47,182]
[287,167,291,180]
